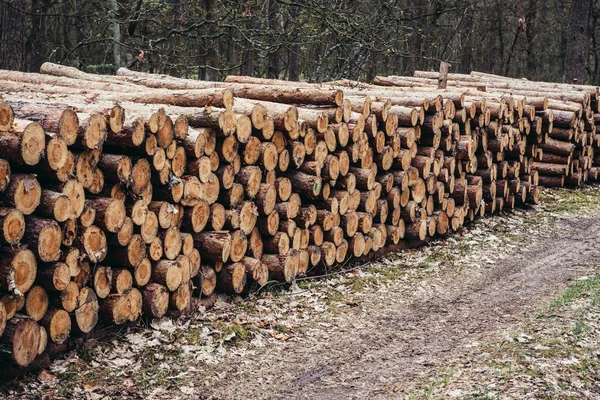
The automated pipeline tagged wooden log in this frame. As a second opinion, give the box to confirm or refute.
[152,259,183,292]
[0,121,46,166]
[257,211,280,236]
[217,262,247,294]
[537,138,576,156]
[1,315,41,367]
[179,200,209,234]
[92,266,112,299]
[192,231,232,262]
[105,234,146,268]
[142,283,169,318]
[40,307,71,345]
[98,154,132,185]
[84,197,126,233]
[22,216,62,262]
[286,171,322,199]
[2,174,41,216]
[235,166,263,198]
[261,251,298,283]
[73,287,99,334]
[241,257,268,287]
[531,161,569,176]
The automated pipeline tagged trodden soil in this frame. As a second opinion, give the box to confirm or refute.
[203,202,600,399]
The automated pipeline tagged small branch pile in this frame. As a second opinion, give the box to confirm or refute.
[0,63,596,369]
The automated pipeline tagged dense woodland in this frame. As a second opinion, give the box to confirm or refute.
[0,0,597,83]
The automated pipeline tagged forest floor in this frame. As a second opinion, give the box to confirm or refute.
[3,187,600,399]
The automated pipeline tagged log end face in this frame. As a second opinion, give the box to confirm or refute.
[131,159,151,195]
[221,234,233,263]
[52,262,70,292]
[21,123,46,166]
[0,159,10,192]
[46,137,68,171]
[58,109,79,146]
[84,225,108,263]
[0,302,5,337]
[141,211,158,243]
[109,105,125,134]
[12,249,37,295]
[86,113,108,149]
[50,309,72,344]
[25,286,48,321]
[128,234,147,267]
[128,288,143,321]
[143,284,169,318]
[334,90,344,107]
[15,176,41,215]
[284,252,299,282]
[105,200,126,233]
[53,195,72,223]
[12,318,41,367]
[60,281,79,313]
[38,222,63,262]
[75,287,100,333]
[230,232,248,263]
[134,258,152,287]
[235,114,252,143]
[231,262,247,294]
[0,102,14,132]
[166,264,183,292]
[3,208,25,244]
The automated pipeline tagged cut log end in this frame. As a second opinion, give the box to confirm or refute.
[21,123,46,166]
[5,317,41,367]
[46,136,68,171]
[0,102,14,131]
[12,175,42,215]
[1,208,25,245]
[43,308,71,345]
[75,287,99,333]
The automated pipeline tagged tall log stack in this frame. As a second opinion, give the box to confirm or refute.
[0,63,596,369]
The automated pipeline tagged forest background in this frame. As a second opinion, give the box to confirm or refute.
[0,0,595,83]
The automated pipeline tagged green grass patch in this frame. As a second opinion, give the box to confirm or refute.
[548,274,600,312]
[211,321,254,345]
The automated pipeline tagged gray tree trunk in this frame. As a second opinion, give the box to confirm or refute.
[564,0,591,83]
[111,0,121,70]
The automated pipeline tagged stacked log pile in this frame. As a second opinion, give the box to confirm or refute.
[373,71,600,188]
[0,62,596,369]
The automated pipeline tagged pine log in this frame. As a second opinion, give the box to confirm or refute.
[261,250,298,283]
[73,287,99,334]
[2,315,41,367]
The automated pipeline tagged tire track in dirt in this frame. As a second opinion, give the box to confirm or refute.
[206,216,600,399]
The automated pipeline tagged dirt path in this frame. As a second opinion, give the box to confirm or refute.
[201,214,600,399]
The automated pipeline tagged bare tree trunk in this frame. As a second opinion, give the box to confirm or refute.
[0,0,26,70]
[199,0,218,81]
[267,0,280,79]
[525,0,538,79]
[495,1,505,75]
[288,6,300,81]
[404,0,428,75]
[111,0,121,70]
[564,0,591,83]
[459,1,474,73]
[29,0,50,71]
[504,17,526,76]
